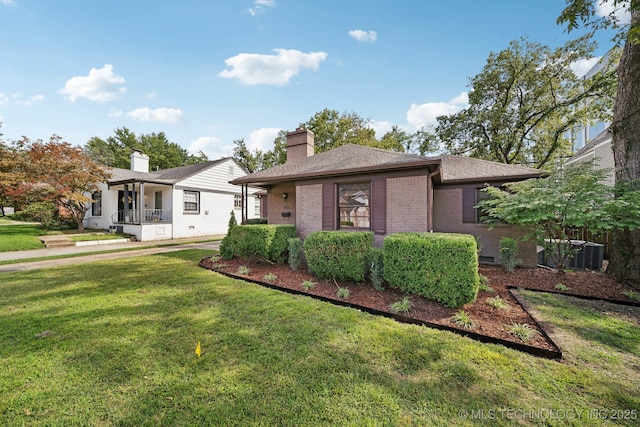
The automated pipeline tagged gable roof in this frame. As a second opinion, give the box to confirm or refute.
[230,144,542,186]
[108,158,236,186]
[568,128,611,160]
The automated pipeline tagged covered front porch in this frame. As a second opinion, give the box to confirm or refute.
[108,180,173,226]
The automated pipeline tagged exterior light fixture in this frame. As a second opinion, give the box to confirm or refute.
[282,192,288,199]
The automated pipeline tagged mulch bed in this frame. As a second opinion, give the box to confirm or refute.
[199,256,640,359]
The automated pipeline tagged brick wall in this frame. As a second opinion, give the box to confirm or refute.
[296,183,322,239]
[433,187,537,267]
[266,183,296,226]
[386,175,429,235]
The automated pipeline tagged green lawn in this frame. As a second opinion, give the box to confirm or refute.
[68,232,130,242]
[0,223,45,251]
[1,250,639,426]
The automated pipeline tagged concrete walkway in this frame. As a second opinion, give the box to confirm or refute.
[0,235,223,273]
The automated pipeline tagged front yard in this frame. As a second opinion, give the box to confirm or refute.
[1,249,639,425]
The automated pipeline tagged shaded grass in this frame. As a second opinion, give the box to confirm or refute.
[0,251,639,425]
[0,223,45,251]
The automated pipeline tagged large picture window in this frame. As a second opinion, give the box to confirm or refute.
[462,187,492,224]
[91,191,102,216]
[184,190,200,213]
[338,183,370,228]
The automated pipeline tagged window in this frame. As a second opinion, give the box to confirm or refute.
[462,187,492,224]
[234,195,242,210]
[184,191,200,213]
[338,183,370,228]
[91,191,102,216]
[154,191,162,210]
[254,197,261,216]
[229,166,234,176]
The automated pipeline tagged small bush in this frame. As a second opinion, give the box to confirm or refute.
[451,310,474,329]
[304,231,374,282]
[508,322,538,342]
[288,237,303,271]
[219,235,234,260]
[223,224,297,263]
[336,287,350,299]
[244,217,268,225]
[301,280,316,290]
[383,232,479,308]
[622,290,640,302]
[263,273,278,283]
[555,283,570,291]
[368,247,385,291]
[237,265,251,275]
[486,296,510,310]
[499,237,521,272]
[478,275,494,293]
[389,297,412,314]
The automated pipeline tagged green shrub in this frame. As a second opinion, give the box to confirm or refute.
[304,231,374,282]
[288,237,303,271]
[220,211,238,260]
[244,217,268,225]
[224,224,297,263]
[383,232,479,308]
[499,237,521,272]
[368,246,385,290]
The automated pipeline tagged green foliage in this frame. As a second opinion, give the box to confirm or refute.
[389,297,412,314]
[237,265,251,275]
[427,36,617,168]
[451,311,474,329]
[368,246,385,291]
[219,211,238,260]
[300,280,316,291]
[336,287,350,299]
[508,322,538,343]
[383,233,479,308]
[486,296,510,310]
[288,237,303,271]
[555,283,570,291]
[15,201,76,230]
[228,211,237,233]
[478,275,494,292]
[225,224,297,263]
[263,273,278,283]
[85,127,208,169]
[303,231,374,282]
[478,161,640,270]
[499,237,521,272]
[244,217,268,225]
[622,290,640,302]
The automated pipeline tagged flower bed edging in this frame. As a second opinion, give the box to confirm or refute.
[200,258,563,360]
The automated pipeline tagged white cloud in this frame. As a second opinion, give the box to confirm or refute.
[596,0,631,25]
[58,64,126,102]
[570,56,602,77]
[1,0,16,6]
[219,48,328,86]
[249,0,275,16]
[348,30,377,43]
[188,136,228,159]
[18,94,45,107]
[248,127,281,151]
[0,93,8,106]
[370,121,395,138]
[146,90,156,100]
[125,107,184,124]
[406,92,469,130]
[108,108,123,118]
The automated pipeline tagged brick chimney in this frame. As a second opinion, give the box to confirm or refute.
[130,149,149,173]
[286,128,314,163]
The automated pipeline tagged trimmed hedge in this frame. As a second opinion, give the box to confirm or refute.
[383,232,479,308]
[220,224,297,263]
[304,231,374,282]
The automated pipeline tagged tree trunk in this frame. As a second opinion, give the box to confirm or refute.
[607,9,640,287]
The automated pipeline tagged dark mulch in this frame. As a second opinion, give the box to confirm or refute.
[200,256,640,357]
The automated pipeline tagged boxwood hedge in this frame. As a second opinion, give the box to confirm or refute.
[383,232,479,308]
[304,231,374,282]
[220,224,297,263]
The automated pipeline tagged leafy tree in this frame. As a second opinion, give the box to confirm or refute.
[17,135,111,230]
[85,127,207,170]
[232,132,286,174]
[299,109,378,152]
[429,36,617,169]
[558,0,640,284]
[477,161,640,271]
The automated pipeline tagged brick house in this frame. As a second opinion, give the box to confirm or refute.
[231,129,543,266]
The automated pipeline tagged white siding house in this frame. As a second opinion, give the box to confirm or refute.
[565,128,615,187]
[84,151,259,241]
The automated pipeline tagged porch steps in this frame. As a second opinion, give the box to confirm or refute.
[39,236,75,249]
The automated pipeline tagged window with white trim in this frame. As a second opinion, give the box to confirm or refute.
[234,195,242,210]
[184,191,200,213]
[91,191,102,216]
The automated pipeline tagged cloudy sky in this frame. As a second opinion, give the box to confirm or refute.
[0,0,623,160]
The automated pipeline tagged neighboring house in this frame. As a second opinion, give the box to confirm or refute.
[84,150,259,241]
[565,128,615,187]
[231,129,543,266]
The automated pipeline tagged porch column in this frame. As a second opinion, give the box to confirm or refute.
[139,182,145,224]
[123,184,129,223]
[244,184,249,223]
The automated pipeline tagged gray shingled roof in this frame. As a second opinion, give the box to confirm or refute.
[108,158,231,185]
[230,144,542,186]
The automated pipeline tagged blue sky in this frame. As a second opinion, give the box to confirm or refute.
[0,0,623,160]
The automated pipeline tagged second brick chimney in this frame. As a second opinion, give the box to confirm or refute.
[286,128,314,163]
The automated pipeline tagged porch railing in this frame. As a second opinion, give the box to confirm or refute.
[111,209,172,225]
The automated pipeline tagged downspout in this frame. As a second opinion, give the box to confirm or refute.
[427,167,440,232]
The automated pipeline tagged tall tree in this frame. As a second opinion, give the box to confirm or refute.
[299,109,378,152]
[13,135,111,230]
[429,36,617,169]
[85,127,207,170]
[559,0,640,285]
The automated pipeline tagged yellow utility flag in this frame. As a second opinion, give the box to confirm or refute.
[195,341,201,358]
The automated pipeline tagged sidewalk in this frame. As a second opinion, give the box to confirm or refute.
[0,235,223,273]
